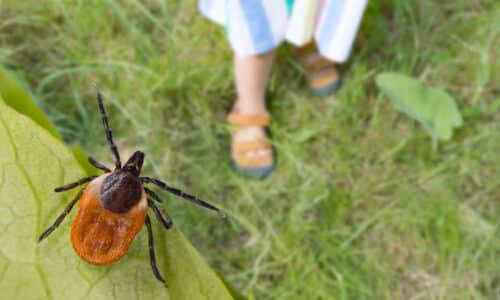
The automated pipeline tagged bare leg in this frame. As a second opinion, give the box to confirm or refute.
[232,50,276,164]
[234,50,276,115]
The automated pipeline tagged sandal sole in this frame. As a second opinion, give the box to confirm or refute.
[309,78,342,96]
[231,160,276,178]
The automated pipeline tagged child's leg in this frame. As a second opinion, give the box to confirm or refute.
[233,49,276,115]
[232,49,275,145]
[229,49,276,176]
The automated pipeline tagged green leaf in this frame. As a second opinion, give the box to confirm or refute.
[215,271,247,300]
[70,145,98,176]
[0,67,60,139]
[0,98,234,299]
[376,72,463,142]
[0,67,94,176]
[162,229,234,300]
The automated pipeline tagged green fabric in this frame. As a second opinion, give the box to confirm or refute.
[286,0,294,14]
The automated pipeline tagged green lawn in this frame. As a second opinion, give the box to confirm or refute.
[1,0,499,299]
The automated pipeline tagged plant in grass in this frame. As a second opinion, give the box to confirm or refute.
[376,72,463,150]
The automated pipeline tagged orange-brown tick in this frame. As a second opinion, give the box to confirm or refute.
[38,86,224,284]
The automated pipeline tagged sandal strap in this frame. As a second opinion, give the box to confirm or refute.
[234,153,273,168]
[232,141,273,168]
[228,112,270,126]
[293,42,335,75]
[293,42,316,57]
[307,67,339,89]
[232,140,270,152]
[303,54,334,74]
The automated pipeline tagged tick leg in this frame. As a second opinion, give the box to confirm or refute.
[144,187,164,203]
[54,176,97,192]
[147,198,173,230]
[88,156,111,173]
[141,177,224,216]
[94,84,122,169]
[145,188,173,229]
[38,189,83,242]
[145,215,166,285]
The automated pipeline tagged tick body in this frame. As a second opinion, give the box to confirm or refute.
[71,172,147,265]
[38,87,224,284]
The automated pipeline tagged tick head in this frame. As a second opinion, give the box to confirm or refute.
[122,150,145,176]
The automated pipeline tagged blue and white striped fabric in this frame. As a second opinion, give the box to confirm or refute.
[199,0,367,63]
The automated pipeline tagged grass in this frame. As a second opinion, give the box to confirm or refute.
[1,0,499,299]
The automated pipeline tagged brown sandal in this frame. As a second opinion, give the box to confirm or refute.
[227,112,275,178]
[294,42,342,95]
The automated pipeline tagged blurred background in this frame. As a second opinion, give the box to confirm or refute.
[1,0,499,299]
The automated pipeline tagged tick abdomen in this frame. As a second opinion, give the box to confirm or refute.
[71,174,147,265]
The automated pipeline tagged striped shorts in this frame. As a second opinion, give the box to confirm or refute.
[199,0,367,63]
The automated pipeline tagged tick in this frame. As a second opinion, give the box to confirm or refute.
[38,86,224,284]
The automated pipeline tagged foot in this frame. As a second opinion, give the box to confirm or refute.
[233,126,271,163]
[294,43,342,95]
[228,105,275,178]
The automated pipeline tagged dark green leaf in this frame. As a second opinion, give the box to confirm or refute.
[70,145,98,176]
[0,67,60,139]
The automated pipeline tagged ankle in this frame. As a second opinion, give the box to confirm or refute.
[234,98,268,115]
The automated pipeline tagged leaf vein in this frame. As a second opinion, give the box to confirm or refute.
[0,112,53,300]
